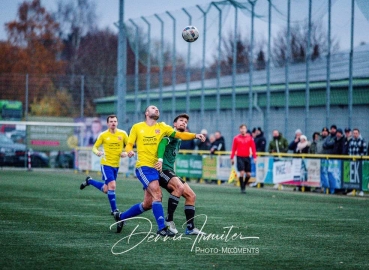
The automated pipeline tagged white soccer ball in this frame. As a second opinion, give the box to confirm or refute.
[182,26,199,43]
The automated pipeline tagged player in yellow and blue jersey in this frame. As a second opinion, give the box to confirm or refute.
[114,105,205,237]
[80,115,128,232]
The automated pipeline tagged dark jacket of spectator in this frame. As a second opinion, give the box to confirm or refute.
[309,132,321,154]
[254,129,266,152]
[343,137,352,155]
[332,134,345,155]
[180,139,195,150]
[210,136,226,154]
[323,133,336,154]
[268,133,289,153]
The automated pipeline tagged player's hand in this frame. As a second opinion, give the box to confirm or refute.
[196,134,206,142]
[154,160,163,171]
[127,151,135,158]
[254,158,257,164]
[120,151,128,158]
[231,159,234,165]
[96,151,104,157]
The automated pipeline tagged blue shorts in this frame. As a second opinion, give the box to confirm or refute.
[135,166,159,189]
[101,165,119,184]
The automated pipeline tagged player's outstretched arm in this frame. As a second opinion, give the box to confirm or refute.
[172,131,205,142]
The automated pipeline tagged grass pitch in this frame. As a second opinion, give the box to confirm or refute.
[1,170,368,269]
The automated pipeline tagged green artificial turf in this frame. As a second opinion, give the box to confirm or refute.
[0,170,368,269]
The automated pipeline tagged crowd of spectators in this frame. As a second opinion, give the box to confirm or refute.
[267,124,367,156]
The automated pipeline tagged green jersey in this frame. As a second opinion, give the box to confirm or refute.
[162,136,181,171]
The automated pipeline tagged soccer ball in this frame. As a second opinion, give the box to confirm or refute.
[182,26,199,42]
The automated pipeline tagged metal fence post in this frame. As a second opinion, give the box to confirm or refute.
[129,19,140,124]
[326,0,332,127]
[305,0,312,135]
[154,14,164,110]
[196,4,208,126]
[266,0,272,140]
[248,0,257,127]
[212,2,222,131]
[182,8,192,115]
[117,0,127,129]
[166,11,177,120]
[348,0,355,129]
[285,0,291,137]
[141,16,151,107]
[80,75,84,118]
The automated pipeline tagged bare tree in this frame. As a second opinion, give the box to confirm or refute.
[272,21,339,67]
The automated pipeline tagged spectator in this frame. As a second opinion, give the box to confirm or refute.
[268,130,288,153]
[343,128,352,155]
[180,127,196,150]
[322,125,337,154]
[296,135,310,153]
[288,129,302,153]
[196,129,211,151]
[316,127,329,154]
[254,127,266,152]
[348,128,367,156]
[348,128,367,197]
[210,131,226,154]
[332,128,345,155]
[309,132,321,154]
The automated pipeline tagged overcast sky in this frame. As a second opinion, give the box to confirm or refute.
[0,0,368,53]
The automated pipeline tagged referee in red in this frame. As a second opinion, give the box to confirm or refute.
[230,124,257,193]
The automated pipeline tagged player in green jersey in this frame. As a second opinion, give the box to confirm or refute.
[156,114,206,235]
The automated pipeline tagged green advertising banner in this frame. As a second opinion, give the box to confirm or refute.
[342,160,362,189]
[175,154,202,178]
[202,155,217,180]
[362,161,369,191]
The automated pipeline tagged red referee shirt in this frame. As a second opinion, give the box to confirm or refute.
[230,133,257,159]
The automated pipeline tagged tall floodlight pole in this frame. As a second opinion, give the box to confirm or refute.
[166,11,177,120]
[305,0,312,135]
[326,0,331,127]
[285,0,291,137]
[266,0,272,141]
[141,16,151,107]
[212,2,222,131]
[348,0,355,128]
[196,4,208,125]
[129,19,140,124]
[154,14,164,110]
[248,0,257,127]
[182,8,192,115]
[117,0,127,129]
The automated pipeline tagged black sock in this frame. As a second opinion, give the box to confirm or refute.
[167,194,180,221]
[184,205,195,230]
[245,175,250,188]
[239,176,245,190]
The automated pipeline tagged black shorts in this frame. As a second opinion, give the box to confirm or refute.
[159,170,185,193]
[236,156,251,172]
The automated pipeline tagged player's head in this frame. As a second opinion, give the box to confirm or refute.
[239,124,247,135]
[106,115,118,130]
[144,105,160,120]
[173,113,189,132]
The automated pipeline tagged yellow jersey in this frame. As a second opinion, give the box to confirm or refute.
[127,122,174,168]
[92,129,128,167]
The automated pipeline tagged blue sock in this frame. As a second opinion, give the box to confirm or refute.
[88,179,104,192]
[120,203,145,220]
[107,190,117,212]
[152,201,166,230]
